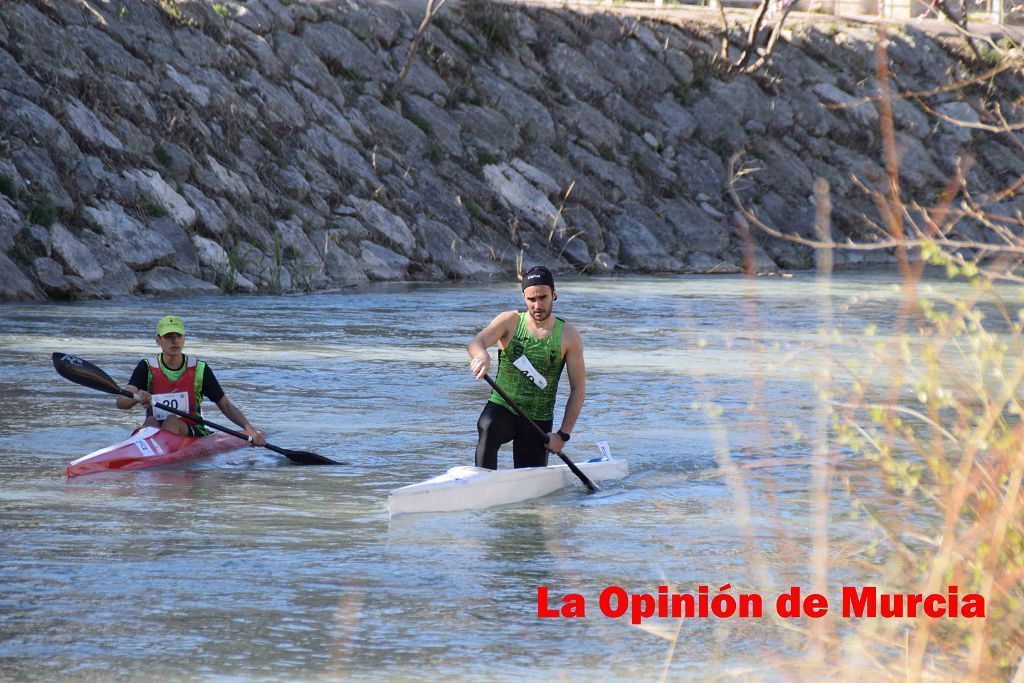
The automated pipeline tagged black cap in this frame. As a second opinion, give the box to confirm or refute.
[521,265,555,291]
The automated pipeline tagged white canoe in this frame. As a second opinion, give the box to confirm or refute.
[387,456,628,516]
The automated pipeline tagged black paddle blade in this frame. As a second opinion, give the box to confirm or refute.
[52,352,124,396]
[286,450,343,465]
[263,443,340,465]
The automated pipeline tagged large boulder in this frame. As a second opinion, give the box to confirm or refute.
[612,214,682,272]
[138,267,221,295]
[0,252,43,301]
[483,162,564,233]
[50,223,104,282]
[82,201,176,270]
[349,197,416,257]
[358,240,409,281]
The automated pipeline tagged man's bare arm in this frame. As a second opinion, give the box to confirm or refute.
[467,311,518,379]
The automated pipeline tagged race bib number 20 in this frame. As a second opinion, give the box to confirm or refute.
[153,391,189,420]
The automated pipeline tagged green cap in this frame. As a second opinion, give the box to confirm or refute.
[156,315,185,336]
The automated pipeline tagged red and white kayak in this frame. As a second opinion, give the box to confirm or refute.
[67,426,248,478]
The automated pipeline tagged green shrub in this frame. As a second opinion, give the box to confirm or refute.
[428,143,447,164]
[26,203,57,227]
[406,113,432,136]
[154,146,173,168]
[0,174,17,200]
[464,0,515,49]
[477,152,500,166]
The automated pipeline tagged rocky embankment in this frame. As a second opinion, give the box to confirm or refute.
[1,0,1022,300]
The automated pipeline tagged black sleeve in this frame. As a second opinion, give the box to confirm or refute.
[127,360,148,390]
[202,365,225,403]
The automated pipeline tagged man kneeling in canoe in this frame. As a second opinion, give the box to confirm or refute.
[116,315,267,445]
[467,266,585,469]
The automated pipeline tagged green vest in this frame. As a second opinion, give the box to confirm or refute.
[489,312,566,420]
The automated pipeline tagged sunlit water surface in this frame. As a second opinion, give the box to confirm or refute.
[0,273,1001,680]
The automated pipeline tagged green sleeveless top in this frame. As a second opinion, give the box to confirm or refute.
[489,312,566,420]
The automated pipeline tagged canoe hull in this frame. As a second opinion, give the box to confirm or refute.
[387,457,628,516]
[67,426,248,478]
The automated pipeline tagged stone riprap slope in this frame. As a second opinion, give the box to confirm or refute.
[1,0,1022,300]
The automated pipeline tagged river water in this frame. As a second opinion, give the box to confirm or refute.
[0,272,987,680]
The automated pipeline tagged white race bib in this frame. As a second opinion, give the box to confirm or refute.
[596,441,612,459]
[512,355,547,390]
[153,391,189,421]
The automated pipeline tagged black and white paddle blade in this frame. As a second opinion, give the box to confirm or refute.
[52,352,126,396]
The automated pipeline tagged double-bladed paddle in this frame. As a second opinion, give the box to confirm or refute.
[52,352,339,466]
[482,373,599,492]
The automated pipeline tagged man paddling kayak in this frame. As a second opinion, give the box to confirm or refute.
[115,315,267,445]
[467,266,585,469]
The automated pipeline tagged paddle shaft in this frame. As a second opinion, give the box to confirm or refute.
[122,389,335,464]
[482,374,598,492]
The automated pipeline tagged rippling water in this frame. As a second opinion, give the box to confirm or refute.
[0,272,1000,680]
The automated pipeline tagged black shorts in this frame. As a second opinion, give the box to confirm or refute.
[158,419,205,438]
[475,402,553,470]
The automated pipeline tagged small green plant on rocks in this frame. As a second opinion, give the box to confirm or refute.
[0,174,17,200]
[406,114,432,136]
[26,203,57,227]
